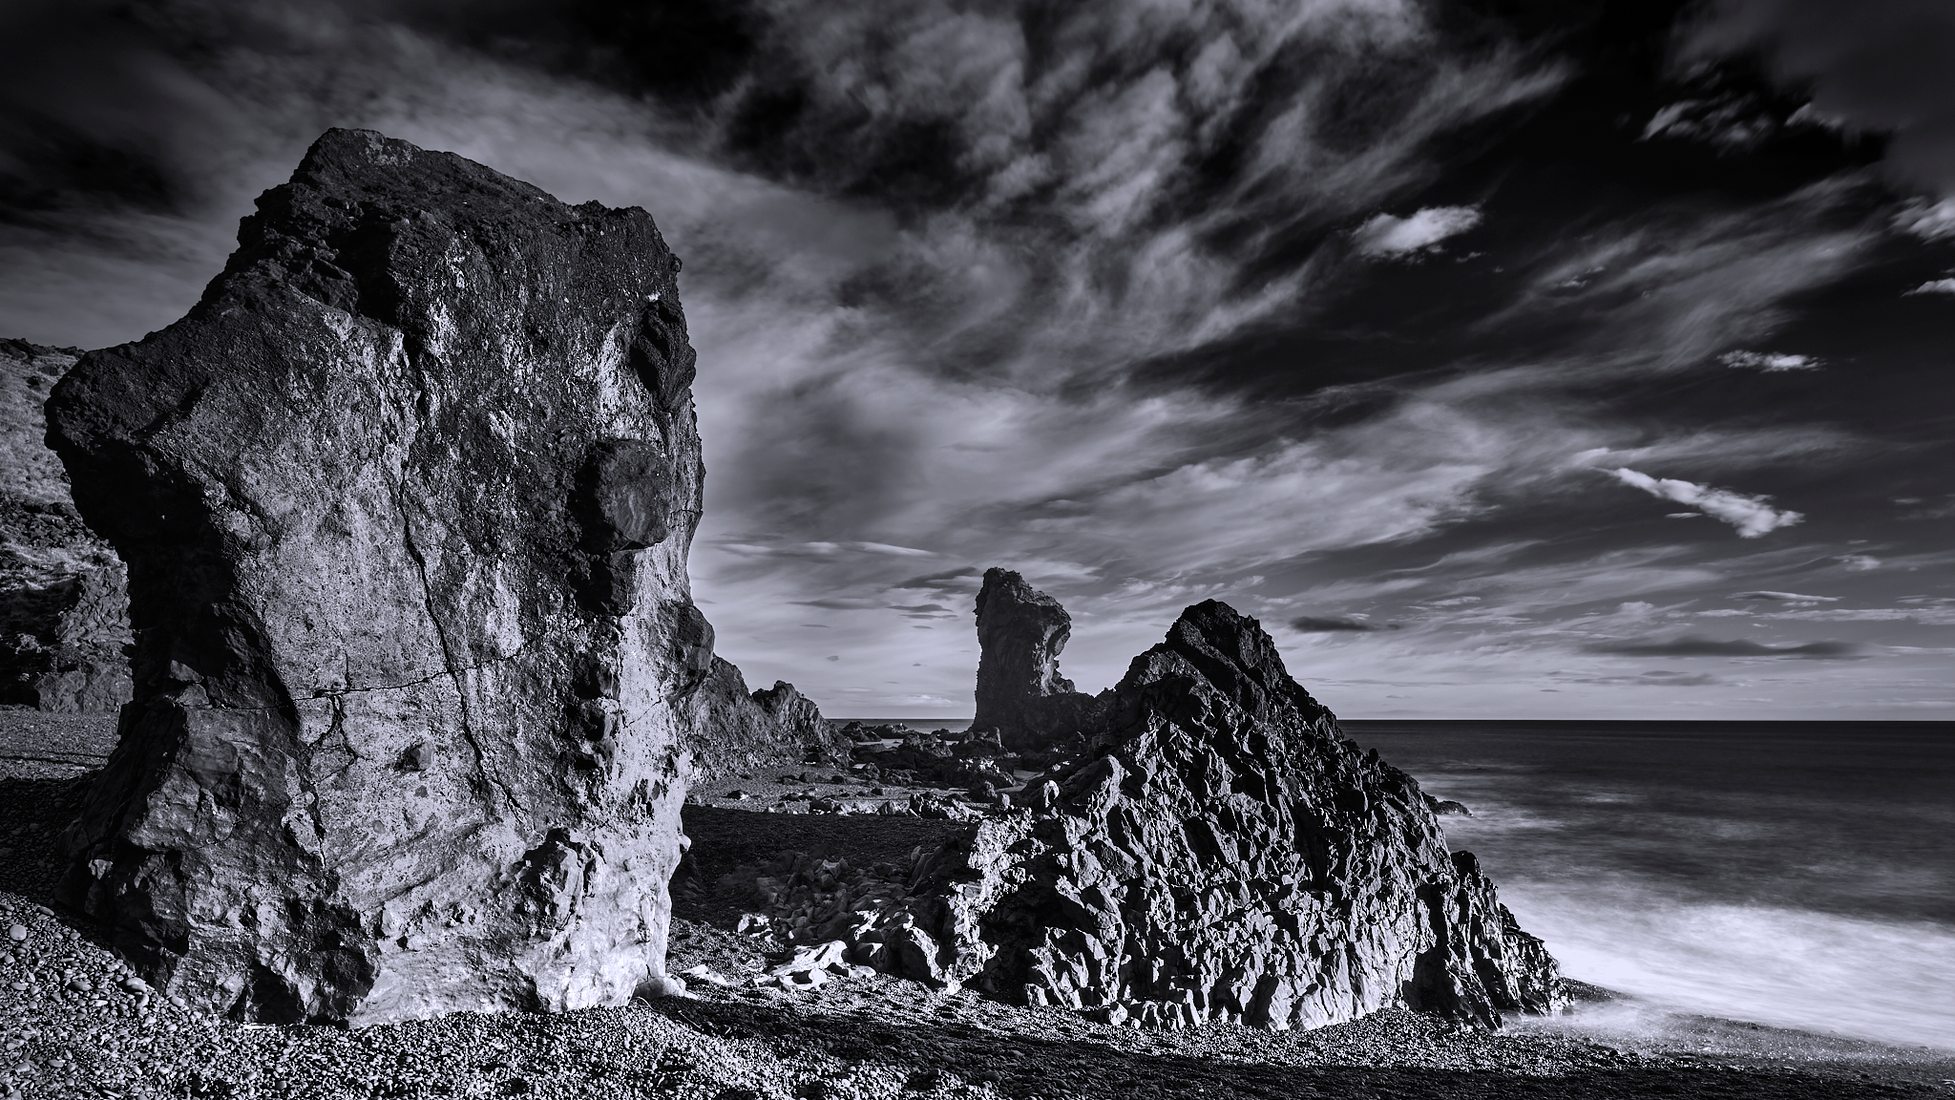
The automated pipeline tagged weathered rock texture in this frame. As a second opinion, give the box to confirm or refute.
[47,129,708,1024]
[970,568,1104,752]
[0,340,131,712]
[775,593,1561,1031]
[687,656,848,780]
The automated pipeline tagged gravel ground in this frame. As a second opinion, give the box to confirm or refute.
[4,707,1952,1100]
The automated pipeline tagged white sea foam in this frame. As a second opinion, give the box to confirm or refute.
[1505,884,1955,1051]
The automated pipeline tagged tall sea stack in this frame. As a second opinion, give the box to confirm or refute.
[46,129,706,1024]
[970,567,1104,751]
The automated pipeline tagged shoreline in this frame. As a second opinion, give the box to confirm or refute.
[4,708,1951,1099]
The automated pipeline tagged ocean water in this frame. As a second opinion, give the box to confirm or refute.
[1343,721,1955,1052]
[851,718,1955,1050]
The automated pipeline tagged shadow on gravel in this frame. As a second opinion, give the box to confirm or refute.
[651,998,1938,1100]
[677,803,972,929]
[0,772,88,906]
[683,805,973,880]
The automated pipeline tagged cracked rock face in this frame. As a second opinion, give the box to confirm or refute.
[47,129,703,1024]
[970,568,1104,752]
[0,340,131,712]
[818,596,1562,1031]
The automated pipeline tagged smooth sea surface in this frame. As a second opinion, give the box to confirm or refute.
[851,718,1955,1050]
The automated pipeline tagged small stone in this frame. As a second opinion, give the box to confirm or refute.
[5,925,23,943]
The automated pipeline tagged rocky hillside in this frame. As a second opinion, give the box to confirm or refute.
[738,578,1563,1031]
[0,340,128,712]
[687,655,849,780]
[46,129,709,1025]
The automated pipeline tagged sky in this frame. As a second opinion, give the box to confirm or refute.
[2,0,1952,720]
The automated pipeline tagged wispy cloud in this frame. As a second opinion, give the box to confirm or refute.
[1641,94,1780,148]
[1904,277,1955,296]
[1735,590,1840,603]
[1607,467,1804,537]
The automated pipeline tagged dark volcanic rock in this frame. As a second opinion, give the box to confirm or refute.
[0,340,131,712]
[794,598,1561,1031]
[45,129,705,1024]
[687,656,848,780]
[970,568,1104,752]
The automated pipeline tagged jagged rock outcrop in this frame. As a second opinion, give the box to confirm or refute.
[47,129,708,1024]
[774,597,1561,1031]
[687,656,848,779]
[970,568,1104,752]
[0,340,130,711]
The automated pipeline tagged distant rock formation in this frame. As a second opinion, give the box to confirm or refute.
[789,589,1562,1030]
[0,340,130,712]
[48,129,706,1024]
[688,656,848,779]
[970,568,1104,752]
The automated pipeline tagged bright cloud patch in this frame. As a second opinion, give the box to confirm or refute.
[1352,206,1483,258]
[1894,198,1955,241]
[1608,467,1804,538]
[1905,278,1955,296]
[1720,350,1822,372]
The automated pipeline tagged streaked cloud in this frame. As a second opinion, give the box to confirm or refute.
[1605,468,1804,538]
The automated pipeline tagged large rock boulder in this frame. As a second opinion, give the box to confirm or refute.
[801,598,1561,1030]
[970,567,1103,752]
[0,340,130,712]
[46,129,707,1024]
[687,656,847,780]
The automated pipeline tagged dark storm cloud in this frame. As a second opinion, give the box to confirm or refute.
[1290,615,1394,633]
[893,602,956,620]
[890,567,982,593]
[1582,635,1866,659]
[1684,0,1955,193]
[2,0,1949,718]
[1555,670,1721,686]
[0,3,219,223]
